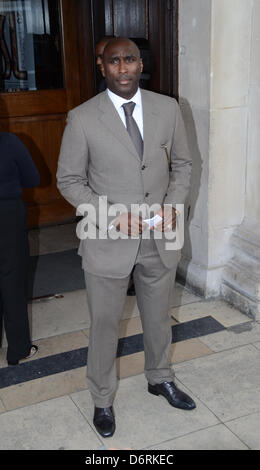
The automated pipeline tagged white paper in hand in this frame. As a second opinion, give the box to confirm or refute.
[144,214,162,229]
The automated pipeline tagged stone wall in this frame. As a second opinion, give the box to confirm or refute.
[178,0,260,318]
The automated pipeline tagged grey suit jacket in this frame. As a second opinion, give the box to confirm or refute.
[57,89,192,277]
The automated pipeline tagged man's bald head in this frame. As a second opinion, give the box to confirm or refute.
[101,37,143,99]
[103,37,141,61]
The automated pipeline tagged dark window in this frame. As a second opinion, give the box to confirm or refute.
[0,0,63,92]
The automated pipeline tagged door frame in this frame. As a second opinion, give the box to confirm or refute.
[89,0,179,99]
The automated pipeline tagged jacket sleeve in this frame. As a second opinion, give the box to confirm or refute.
[164,101,192,208]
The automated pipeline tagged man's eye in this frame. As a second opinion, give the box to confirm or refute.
[110,58,119,64]
[126,57,136,63]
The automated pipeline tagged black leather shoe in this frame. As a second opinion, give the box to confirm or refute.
[148,381,196,410]
[93,406,115,438]
[8,345,38,366]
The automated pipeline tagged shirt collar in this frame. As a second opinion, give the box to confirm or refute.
[107,88,142,112]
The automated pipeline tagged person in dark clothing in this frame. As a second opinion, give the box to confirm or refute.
[0,132,40,365]
[95,36,114,93]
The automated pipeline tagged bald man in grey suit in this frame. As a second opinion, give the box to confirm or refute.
[57,38,196,438]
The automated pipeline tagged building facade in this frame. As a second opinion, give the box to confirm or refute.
[0,0,259,318]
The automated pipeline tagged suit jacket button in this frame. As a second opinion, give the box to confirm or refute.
[141,165,146,170]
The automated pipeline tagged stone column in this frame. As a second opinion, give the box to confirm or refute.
[222,0,260,319]
[178,0,259,318]
[177,0,212,296]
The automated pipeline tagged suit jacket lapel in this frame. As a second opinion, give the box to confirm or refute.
[98,90,159,164]
[98,91,140,161]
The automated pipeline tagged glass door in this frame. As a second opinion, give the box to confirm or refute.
[0,0,63,92]
[0,0,85,226]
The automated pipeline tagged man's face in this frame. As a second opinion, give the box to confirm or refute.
[101,39,143,99]
[95,40,108,69]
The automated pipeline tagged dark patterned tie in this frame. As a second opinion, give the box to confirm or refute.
[122,102,143,160]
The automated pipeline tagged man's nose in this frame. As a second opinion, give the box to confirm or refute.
[118,59,127,73]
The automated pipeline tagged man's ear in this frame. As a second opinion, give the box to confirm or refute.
[140,59,143,73]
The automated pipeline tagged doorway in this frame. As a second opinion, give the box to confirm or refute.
[91,0,178,99]
[0,0,178,227]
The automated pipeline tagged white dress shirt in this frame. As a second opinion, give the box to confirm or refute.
[107,88,143,138]
[106,88,144,232]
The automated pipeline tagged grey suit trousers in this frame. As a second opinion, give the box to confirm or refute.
[84,237,178,407]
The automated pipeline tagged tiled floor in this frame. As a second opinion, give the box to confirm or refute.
[0,223,259,450]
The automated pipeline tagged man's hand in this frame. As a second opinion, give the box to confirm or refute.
[115,213,148,236]
[151,206,177,232]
